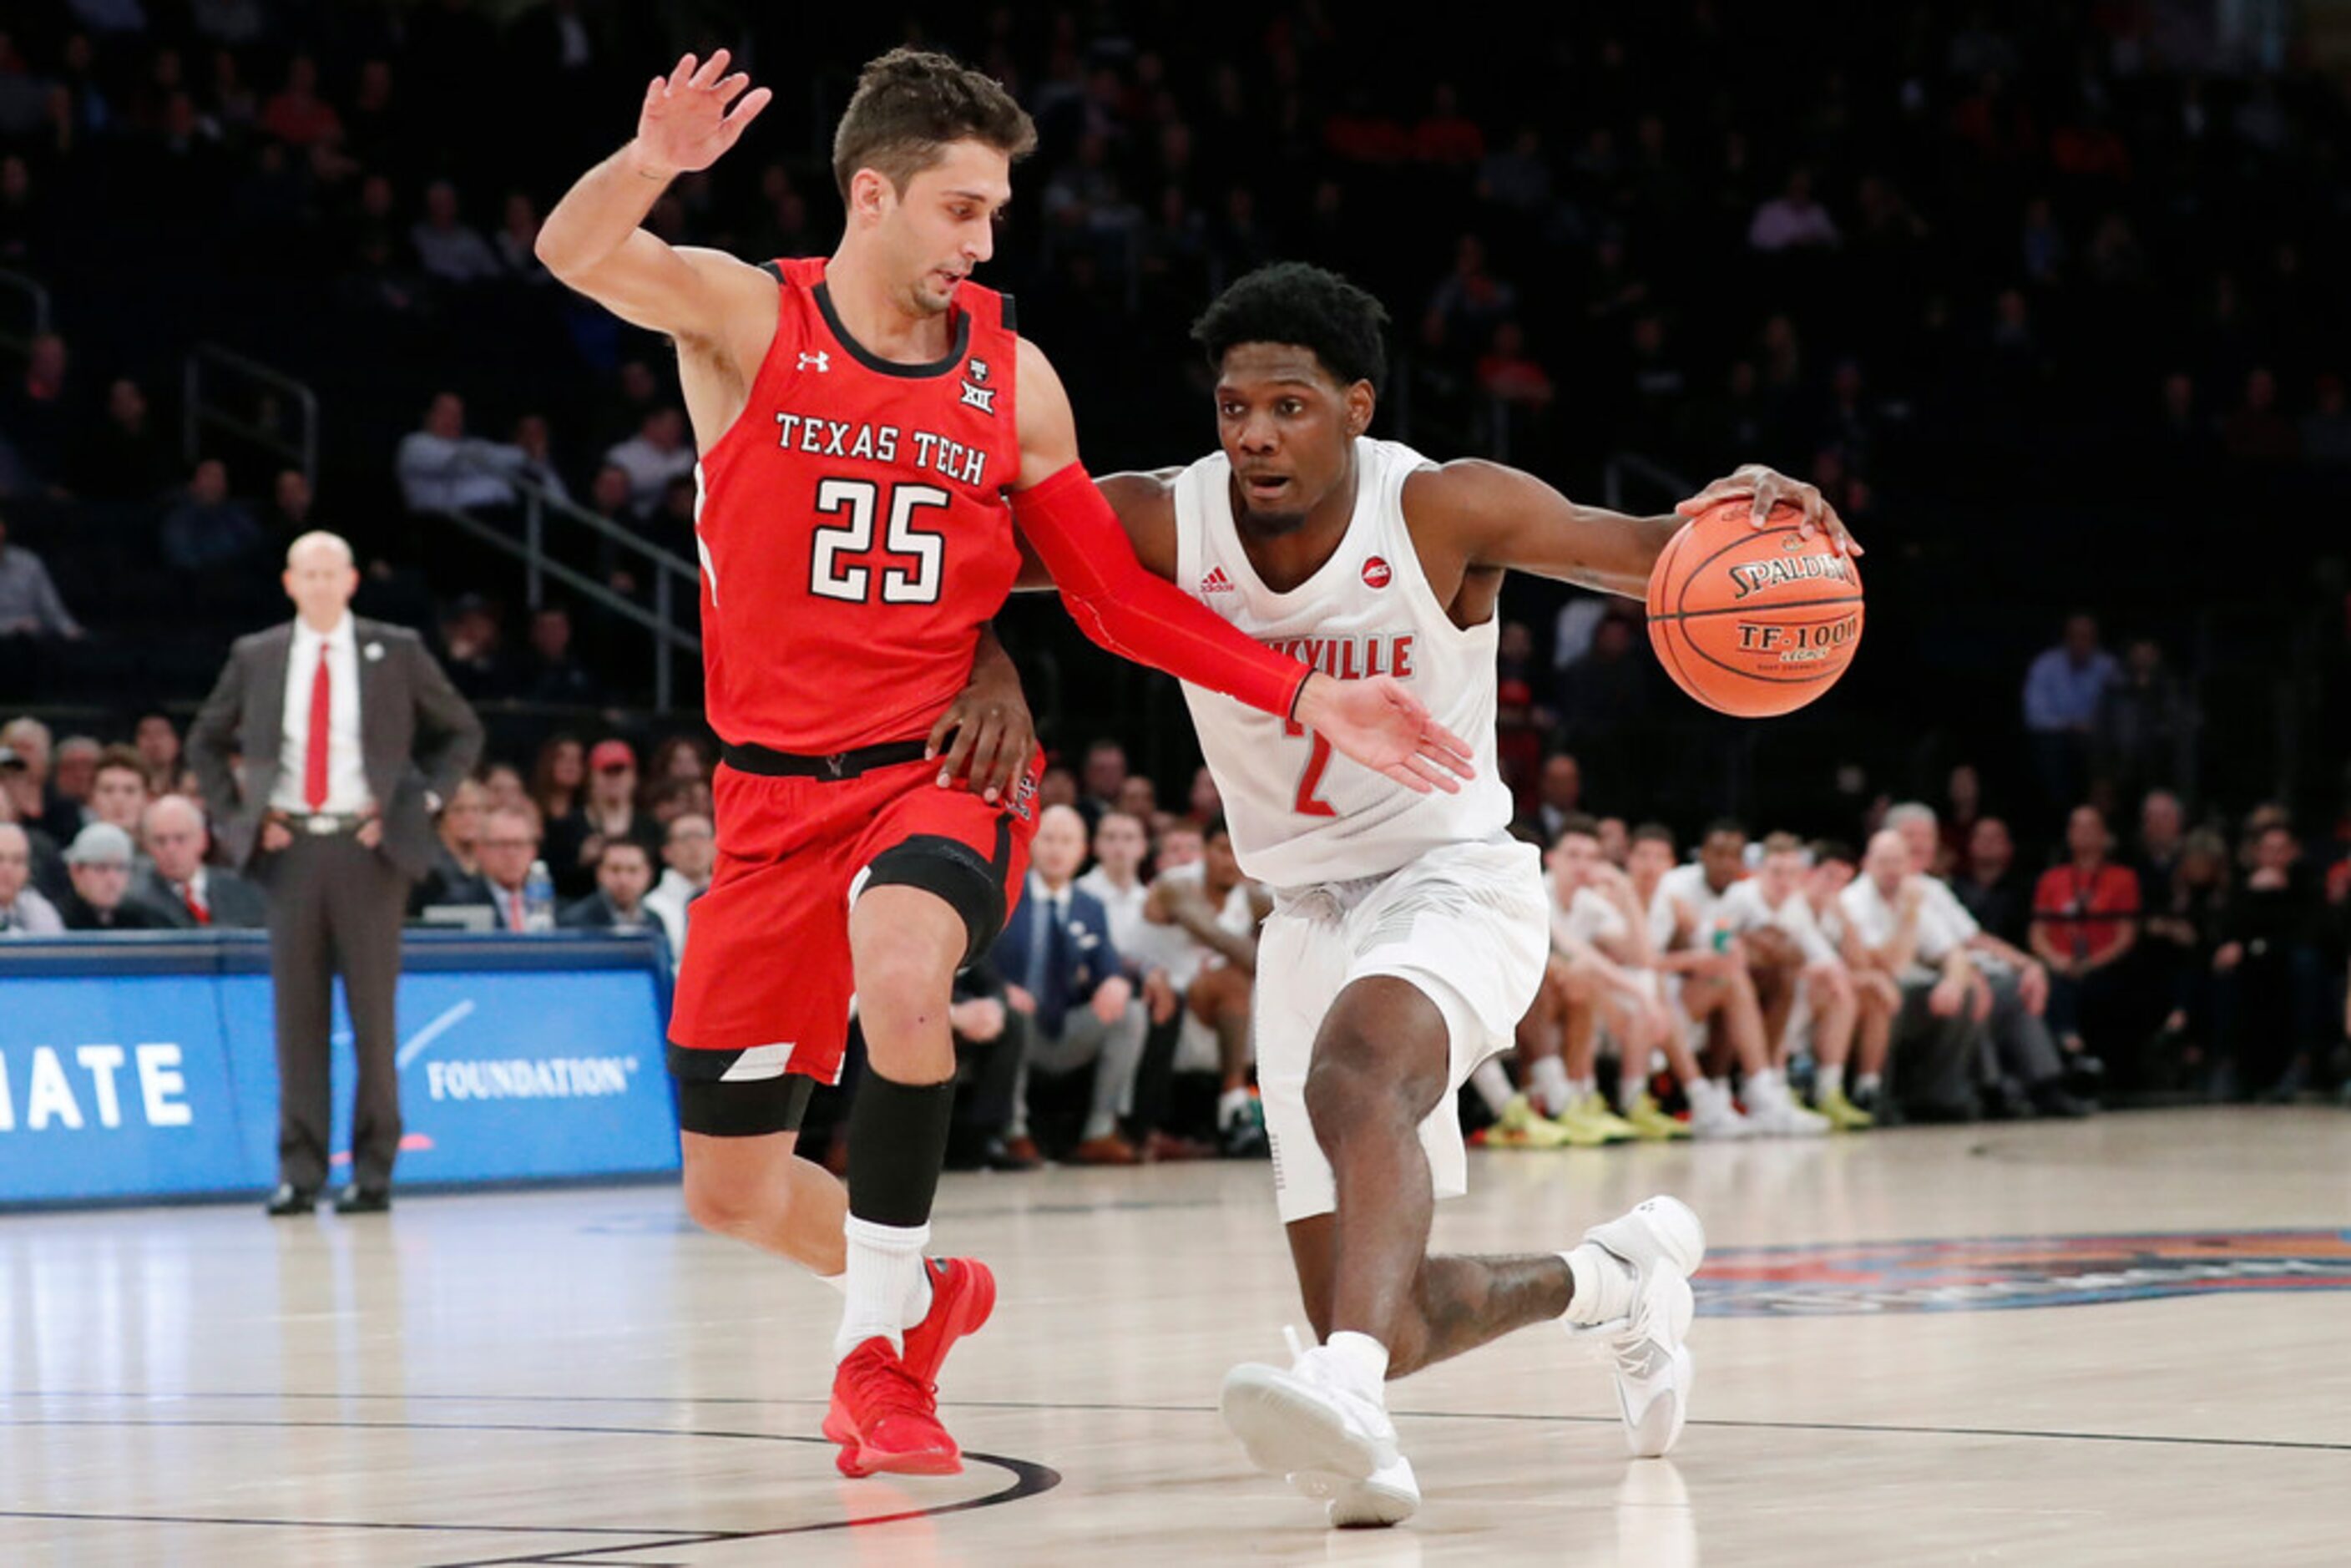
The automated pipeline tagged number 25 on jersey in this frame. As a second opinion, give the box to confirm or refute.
[810,478,948,604]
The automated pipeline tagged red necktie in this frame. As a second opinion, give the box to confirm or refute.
[181,882,210,926]
[304,643,331,812]
[509,889,526,931]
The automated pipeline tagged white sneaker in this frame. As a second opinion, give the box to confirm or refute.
[1743,1082,1831,1137]
[1568,1196,1706,1457]
[1221,1333,1399,1495]
[1684,1081,1752,1140]
[1294,1453,1421,1528]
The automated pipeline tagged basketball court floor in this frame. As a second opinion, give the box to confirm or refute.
[4,1107,2347,1565]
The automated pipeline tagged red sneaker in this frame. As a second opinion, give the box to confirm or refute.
[823,1258,997,1458]
[827,1338,961,1478]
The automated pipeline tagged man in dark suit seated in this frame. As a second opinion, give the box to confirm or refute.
[408,776,489,916]
[559,837,657,933]
[131,794,269,928]
[57,823,171,930]
[988,804,1146,1166]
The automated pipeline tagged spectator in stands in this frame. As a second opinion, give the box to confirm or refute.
[436,592,509,700]
[2141,827,2231,1087]
[468,806,544,933]
[1951,815,2030,948]
[0,819,62,934]
[0,513,83,642]
[2220,367,2298,465]
[88,745,150,838]
[3,719,76,847]
[411,179,500,285]
[74,378,177,500]
[2096,637,2194,803]
[603,407,695,518]
[1184,765,1221,830]
[649,735,711,785]
[51,736,99,808]
[1421,233,1517,361]
[262,468,314,548]
[514,604,604,705]
[645,809,713,969]
[993,805,1145,1165]
[2023,613,2116,816]
[57,822,167,931]
[1144,817,1271,1156]
[2135,788,2188,893]
[2301,373,2351,468]
[528,733,584,822]
[1115,772,1159,826]
[559,837,656,932]
[260,53,340,149]
[1555,612,1652,803]
[6,333,73,487]
[160,458,265,573]
[1520,753,1584,846]
[2031,805,2142,1062]
[395,392,528,513]
[1078,738,1126,832]
[941,956,1039,1172]
[1748,166,1840,251]
[548,738,655,902]
[508,412,569,503]
[2213,822,2327,1100]
[1476,320,1555,409]
[132,792,265,928]
[134,711,180,792]
[409,776,488,914]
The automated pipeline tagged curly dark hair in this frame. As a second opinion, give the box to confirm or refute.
[832,48,1036,201]
[1189,261,1391,392]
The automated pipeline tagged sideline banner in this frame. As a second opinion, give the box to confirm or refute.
[0,932,679,1206]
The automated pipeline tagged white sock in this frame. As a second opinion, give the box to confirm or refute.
[1616,1071,1644,1112]
[1749,1066,1785,1100]
[1817,1063,1845,1098]
[1529,1055,1572,1114]
[1686,1077,1727,1115]
[1322,1330,1390,1400]
[1562,1242,1638,1326]
[836,1217,928,1361]
[1469,1057,1516,1116]
[1218,1085,1255,1129]
[1856,1071,1881,1097]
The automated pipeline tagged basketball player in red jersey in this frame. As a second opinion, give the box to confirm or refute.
[535,50,1471,1479]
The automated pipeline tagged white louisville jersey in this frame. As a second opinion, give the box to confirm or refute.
[1173,438,1514,889]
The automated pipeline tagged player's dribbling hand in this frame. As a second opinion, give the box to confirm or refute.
[1677,463,1863,558]
[1293,674,1475,796]
[631,49,772,178]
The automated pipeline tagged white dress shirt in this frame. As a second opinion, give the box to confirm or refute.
[270,614,375,814]
[1075,865,1150,971]
[644,867,705,972]
[1839,876,1969,984]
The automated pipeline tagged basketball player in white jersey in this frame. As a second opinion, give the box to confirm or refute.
[1019,263,1860,1525]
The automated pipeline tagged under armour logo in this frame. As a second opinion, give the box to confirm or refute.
[798,351,830,373]
[959,381,996,414]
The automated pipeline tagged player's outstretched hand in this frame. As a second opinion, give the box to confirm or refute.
[1295,674,1475,796]
[632,49,771,178]
[1677,463,1863,558]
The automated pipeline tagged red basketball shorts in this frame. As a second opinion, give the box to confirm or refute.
[667,749,1039,1088]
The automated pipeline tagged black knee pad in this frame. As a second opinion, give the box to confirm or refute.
[861,827,1013,967]
[669,1045,816,1137]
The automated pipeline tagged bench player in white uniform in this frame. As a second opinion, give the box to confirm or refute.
[1732,832,1873,1130]
[1019,263,1859,1525]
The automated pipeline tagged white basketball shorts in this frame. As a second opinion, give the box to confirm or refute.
[1253,835,1549,1224]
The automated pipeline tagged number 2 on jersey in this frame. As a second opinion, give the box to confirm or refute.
[810,478,948,604]
[1283,716,1337,817]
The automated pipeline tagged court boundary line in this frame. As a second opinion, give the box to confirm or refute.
[9,1390,2347,1456]
[0,1414,1059,1559]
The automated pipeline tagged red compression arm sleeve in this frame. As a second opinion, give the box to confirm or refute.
[1011,463,1312,719]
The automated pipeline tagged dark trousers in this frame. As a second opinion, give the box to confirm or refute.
[1891,983,1990,1119]
[261,832,412,1190]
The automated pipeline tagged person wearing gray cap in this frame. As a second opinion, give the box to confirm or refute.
[57,822,169,932]
[188,530,483,1218]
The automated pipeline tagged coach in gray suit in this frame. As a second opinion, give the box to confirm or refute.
[189,531,483,1217]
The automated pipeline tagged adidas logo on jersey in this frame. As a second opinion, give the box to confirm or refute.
[1201,566,1236,594]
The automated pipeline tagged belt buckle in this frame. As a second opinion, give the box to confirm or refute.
[304,815,340,836]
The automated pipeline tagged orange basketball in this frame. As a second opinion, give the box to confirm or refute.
[1646,499,1863,717]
